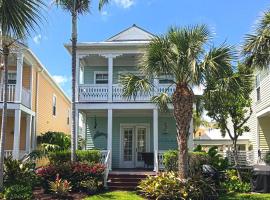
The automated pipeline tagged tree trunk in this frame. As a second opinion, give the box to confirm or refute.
[0,45,9,190]
[233,140,242,181]
[172,83,194,179]
[71,9,77,162]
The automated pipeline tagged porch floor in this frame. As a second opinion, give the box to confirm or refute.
[110,168,156,176]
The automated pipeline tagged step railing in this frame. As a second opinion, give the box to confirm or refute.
[101,150,111,188]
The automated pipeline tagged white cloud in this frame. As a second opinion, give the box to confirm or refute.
[101,11,108,16]
[52,75,70,86]
[113,0,134,9]
[33,34,42,44]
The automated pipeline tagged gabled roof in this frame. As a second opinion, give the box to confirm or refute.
[106,24,155,42]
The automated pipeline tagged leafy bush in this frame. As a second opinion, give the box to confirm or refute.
[37,131,71,152]
[4,184,32,200]
[4,156,39,188]
[36,162,105,192]
[80,179,98,195]
[49,174,72,198]
[221,169,251,193]
[264,151,270,165]
[48,150,101,164]
[207,146,229,171]
[163,150,210,175]
[138,172,217,200]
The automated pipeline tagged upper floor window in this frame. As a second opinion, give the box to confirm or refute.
[53,95,57,116]
[8,72,16,84]
[95,72,108,84]
[159,74,174,84]
[256,74,261,101]
[67,109,70,125]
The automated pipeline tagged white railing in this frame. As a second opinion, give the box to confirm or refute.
[226,150,255,166]
[0,84,16,102]
[21,87,31,108]
[79,85,108,101]
[158,85,175,96]
[4,150,13,158]
[113,85,152,102]
[156,150,165,171]
[4,150,28,160]
[101,150,110,188]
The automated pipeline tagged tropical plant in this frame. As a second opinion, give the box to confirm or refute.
[203,63,253,180]
[53,0,109,162]
[49,174,72,198]
[0,0,45,189]
[207,146,229,171]
[120,25,234,179]
[243,10,270,69]
[4,184,32,200]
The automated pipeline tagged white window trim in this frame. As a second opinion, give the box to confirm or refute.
[94,71,108,85]
[52,94,57,117]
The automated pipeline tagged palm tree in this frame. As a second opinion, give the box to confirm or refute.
[243,10,270,69]
[120,25,234,179]
[0,0,45,190]
[54,0,109,162]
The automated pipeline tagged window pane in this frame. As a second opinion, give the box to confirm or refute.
[257,87,261,101]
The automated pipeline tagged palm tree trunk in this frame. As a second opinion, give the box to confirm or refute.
[172,83,194,179]
[71,8,77,162]
[0,45,9,190]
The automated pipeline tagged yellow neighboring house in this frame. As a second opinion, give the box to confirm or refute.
[0,43,71,159]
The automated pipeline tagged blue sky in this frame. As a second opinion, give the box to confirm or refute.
[28,0,270,97]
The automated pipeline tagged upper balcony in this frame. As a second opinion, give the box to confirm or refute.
[0,52,32,108]
[76,54,203,103]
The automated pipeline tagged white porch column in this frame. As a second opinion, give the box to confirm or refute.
[153,108,159,172]
[13,109,21,159]
[31,116,36,150]
[15,52,24,102]
[25,114,32,153]
[108,56,113,102]
[107,109,112,170]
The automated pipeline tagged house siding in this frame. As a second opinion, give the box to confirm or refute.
[85,115,177,168]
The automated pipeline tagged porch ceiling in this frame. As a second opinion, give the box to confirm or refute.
[81,109,173,118]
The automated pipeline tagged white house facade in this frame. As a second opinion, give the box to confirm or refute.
[65,25,197,171]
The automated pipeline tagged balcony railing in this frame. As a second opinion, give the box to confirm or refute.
[0,84,31,108]
[78,84,177,102]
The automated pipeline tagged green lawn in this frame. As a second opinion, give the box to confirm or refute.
[219,193,270,200]
[84,191,144,200]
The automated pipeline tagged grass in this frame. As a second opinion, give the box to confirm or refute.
[84,191,144,200]
[219,193,270,200]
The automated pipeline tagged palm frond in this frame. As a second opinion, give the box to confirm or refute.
[54,0,90,14]
[120,74,153,99]
[151,92,172,112]
[0,0,46,40]
[98,0,109,10]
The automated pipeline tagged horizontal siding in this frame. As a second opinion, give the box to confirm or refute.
[255,73,270,113]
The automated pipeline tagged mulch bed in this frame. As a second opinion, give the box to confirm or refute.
[33,187,88,200]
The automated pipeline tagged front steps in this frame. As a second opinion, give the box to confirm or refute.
[107,171,155,190]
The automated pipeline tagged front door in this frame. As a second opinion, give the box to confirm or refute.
[120,124,149,168]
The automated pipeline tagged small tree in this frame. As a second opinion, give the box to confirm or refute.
[203,63,253,180]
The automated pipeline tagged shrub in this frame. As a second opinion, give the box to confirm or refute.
[163,150,210,175]
[4,184,32,200]
[36,162,105,192]
[138,172,217,200]
[221,169,251,193]
[48,150,101,164]
[264,151,270,165]
[49,174,72,198]
[4,156,39,188]
[80,179,98,195]
[37,131,71,152]
[207,146,229,171]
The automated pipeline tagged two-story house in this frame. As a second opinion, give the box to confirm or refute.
[0,43,71,159]
[65,25,198,171]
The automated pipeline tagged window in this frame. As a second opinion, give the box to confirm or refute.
[256,74,261,101]
[159,74,174,84]
[8,72,16,84]
[95,72,108,84]
[67,109,70,125]
[52,95,57,116]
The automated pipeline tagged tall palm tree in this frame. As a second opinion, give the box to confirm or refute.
[120,25,234,179]
[54,0,109,162]
[0,0,45,190]
[243,10,270,69]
